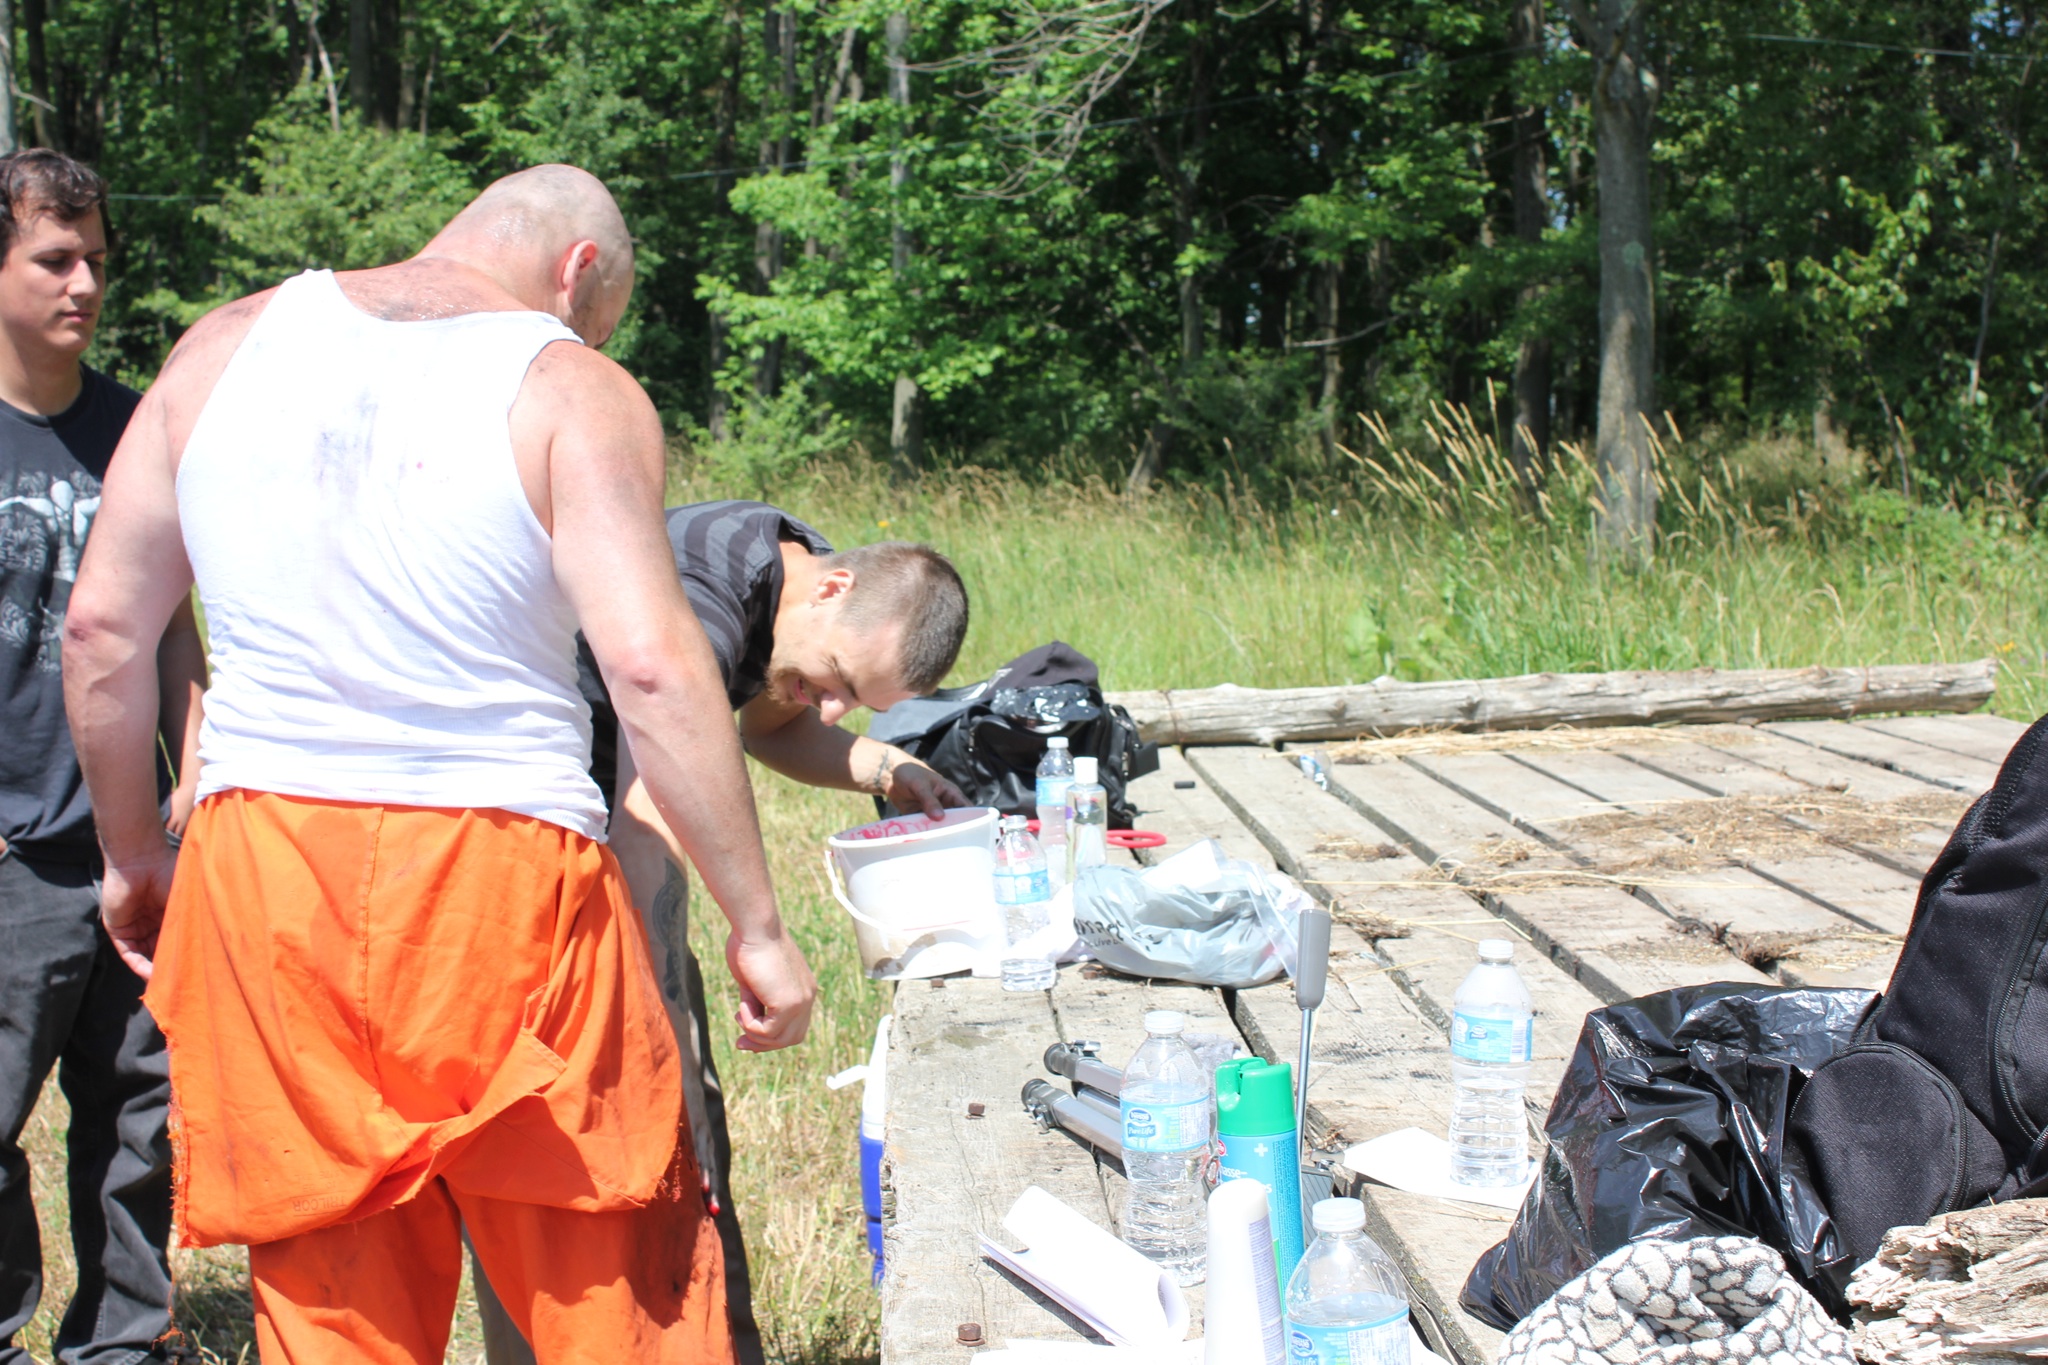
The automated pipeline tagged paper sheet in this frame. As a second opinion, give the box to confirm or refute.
[978,1186,1191,1350]
[1343,1126,1537,1211]
[979,1329,1445,1363]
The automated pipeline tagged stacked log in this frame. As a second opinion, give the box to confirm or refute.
[1848,1199,2048,1363]
[1106,659,1998,747]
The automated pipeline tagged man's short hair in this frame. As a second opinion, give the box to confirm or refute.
[0,149,107,258]
[827,542,969,694]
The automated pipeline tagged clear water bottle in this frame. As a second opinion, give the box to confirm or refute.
[994,815,1056,992]
[1067,755,1109,881]
[1119,1009,1211,1285]
[1449,938,1534,1187]
[1283,1198,1409,1365]
[1035,737,1076,888]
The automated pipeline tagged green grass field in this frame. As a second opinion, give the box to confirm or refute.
[22,423,2048,1363]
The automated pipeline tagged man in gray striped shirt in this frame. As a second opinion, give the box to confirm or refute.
[478,499,970,1364]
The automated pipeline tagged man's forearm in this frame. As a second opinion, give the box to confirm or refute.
[65,620,171,864]
[610,646,785,944]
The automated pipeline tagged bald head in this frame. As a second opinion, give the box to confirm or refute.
[421,165,634,345]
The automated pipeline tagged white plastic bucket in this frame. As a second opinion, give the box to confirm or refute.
[826,807,1005,979]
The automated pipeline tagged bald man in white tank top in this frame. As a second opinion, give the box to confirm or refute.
[58,165,812,1364]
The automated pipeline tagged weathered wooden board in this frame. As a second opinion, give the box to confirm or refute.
[1187,745,1603,1103]
[1106,660,1997,746]
[1600,739,1923,934]
[881,976,1124,1360]
[1124,745,1277,867]
[1499,747,1903,989]
[1683,731,1962,878]
[1761,720,2000,795]
[1859,714,2021,768]
[1400,753,1785,998]
[1318,752,1774,1003]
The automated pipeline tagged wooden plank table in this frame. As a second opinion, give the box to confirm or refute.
[879,715,1997,1364]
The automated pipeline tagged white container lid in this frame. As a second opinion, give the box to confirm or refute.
[1478,938,1516,964]
[1311,1197,1366,1234]
[1074,756,1099,784]
[1143,1009,1186,1035]
[1047,736,1070,749]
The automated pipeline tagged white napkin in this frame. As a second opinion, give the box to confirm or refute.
[979,1186,1191,1350]
[1343,1126,1536,1211]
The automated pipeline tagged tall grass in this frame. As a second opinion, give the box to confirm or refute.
[23,415,2048,1365]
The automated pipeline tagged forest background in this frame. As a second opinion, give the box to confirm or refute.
[9,0,2047,506]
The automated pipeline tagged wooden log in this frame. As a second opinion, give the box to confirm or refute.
[1105,660,1997,747]
[1848,1199,2048,1364]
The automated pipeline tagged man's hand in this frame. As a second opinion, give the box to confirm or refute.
[102,844,178,980]
[882,755,968,819]
[725,927,817,1052]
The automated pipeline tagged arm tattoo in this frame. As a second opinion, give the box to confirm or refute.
[871,747,897,796]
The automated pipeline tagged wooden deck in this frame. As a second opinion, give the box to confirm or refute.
[876,713,2023,1364]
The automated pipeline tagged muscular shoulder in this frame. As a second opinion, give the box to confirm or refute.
[512,342,663,466]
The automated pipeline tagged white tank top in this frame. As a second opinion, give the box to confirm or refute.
[177,270,609,839]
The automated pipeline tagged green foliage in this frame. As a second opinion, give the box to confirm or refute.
[138,87,475,324]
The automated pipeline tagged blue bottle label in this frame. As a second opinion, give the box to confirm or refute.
[1451,1011,1533,1064]
[1219,1128,1306,1283]
[1036,775,1073,809]
[1284,1314,1408,1365]
[1120,1097,1208,1153]
[995,867,1051,906]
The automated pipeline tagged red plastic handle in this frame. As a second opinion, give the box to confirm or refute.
[1023,820,1167,850]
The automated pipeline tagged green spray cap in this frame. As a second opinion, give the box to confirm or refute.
[1215,1057,1296,1137]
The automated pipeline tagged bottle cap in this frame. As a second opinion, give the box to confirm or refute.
[1143,1009,1186,1036]
[1311,1197,1366,1234]
[1215,1057,1295,1136]
[1478,938,1516,964]
[1047,737,1070,750]
[1074,756,1099,784]
[999,814,1028,833]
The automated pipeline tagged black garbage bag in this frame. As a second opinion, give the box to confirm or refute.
[1460,983,1878,1332]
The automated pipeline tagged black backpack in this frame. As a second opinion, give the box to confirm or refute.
[1787,714,2048,1277]
[868,641,1159,828]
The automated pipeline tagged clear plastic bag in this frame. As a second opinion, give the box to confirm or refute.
[1070,840,1304,987]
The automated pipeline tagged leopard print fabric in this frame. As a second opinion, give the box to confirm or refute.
[1497,1236,1851,1365]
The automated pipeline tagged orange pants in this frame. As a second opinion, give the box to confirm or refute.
[147,791,732,1363]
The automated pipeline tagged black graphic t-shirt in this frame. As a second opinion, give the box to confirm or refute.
[576,501,834,804]
[0,366,141,859]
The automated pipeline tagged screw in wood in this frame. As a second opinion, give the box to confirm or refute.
[966,1101,986,1118]
[956,1323,986,1346]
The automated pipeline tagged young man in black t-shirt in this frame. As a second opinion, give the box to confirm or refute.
[477,501,970,1365]
[0,152,204,1365]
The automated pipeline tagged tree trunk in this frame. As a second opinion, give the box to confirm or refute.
[0,0,17,157]
[887,11,922,482]
[1576,0,1658,566]
[706,0,744,440]
[349,0,373,126]
[1314,259,1341,465]
[752,3,795,400]
[22,0,50,149]
[1508,0,1552,489]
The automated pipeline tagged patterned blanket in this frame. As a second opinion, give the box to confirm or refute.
[1497,1236,1851,1364]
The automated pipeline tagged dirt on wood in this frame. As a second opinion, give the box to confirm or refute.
[1328,723,1765,761]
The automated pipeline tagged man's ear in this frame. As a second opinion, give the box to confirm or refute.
[814,566,856,604]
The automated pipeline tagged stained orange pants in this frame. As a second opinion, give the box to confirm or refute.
[146,791,732,1363]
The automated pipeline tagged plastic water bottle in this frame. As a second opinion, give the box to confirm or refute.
[1036,737,1076,887]
[1067,755,1109,881]
[1119,1009,1211,1285]
[1283,1198,1410,1365]
[1449,938,1534,1187]
[994,815,1056,991]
